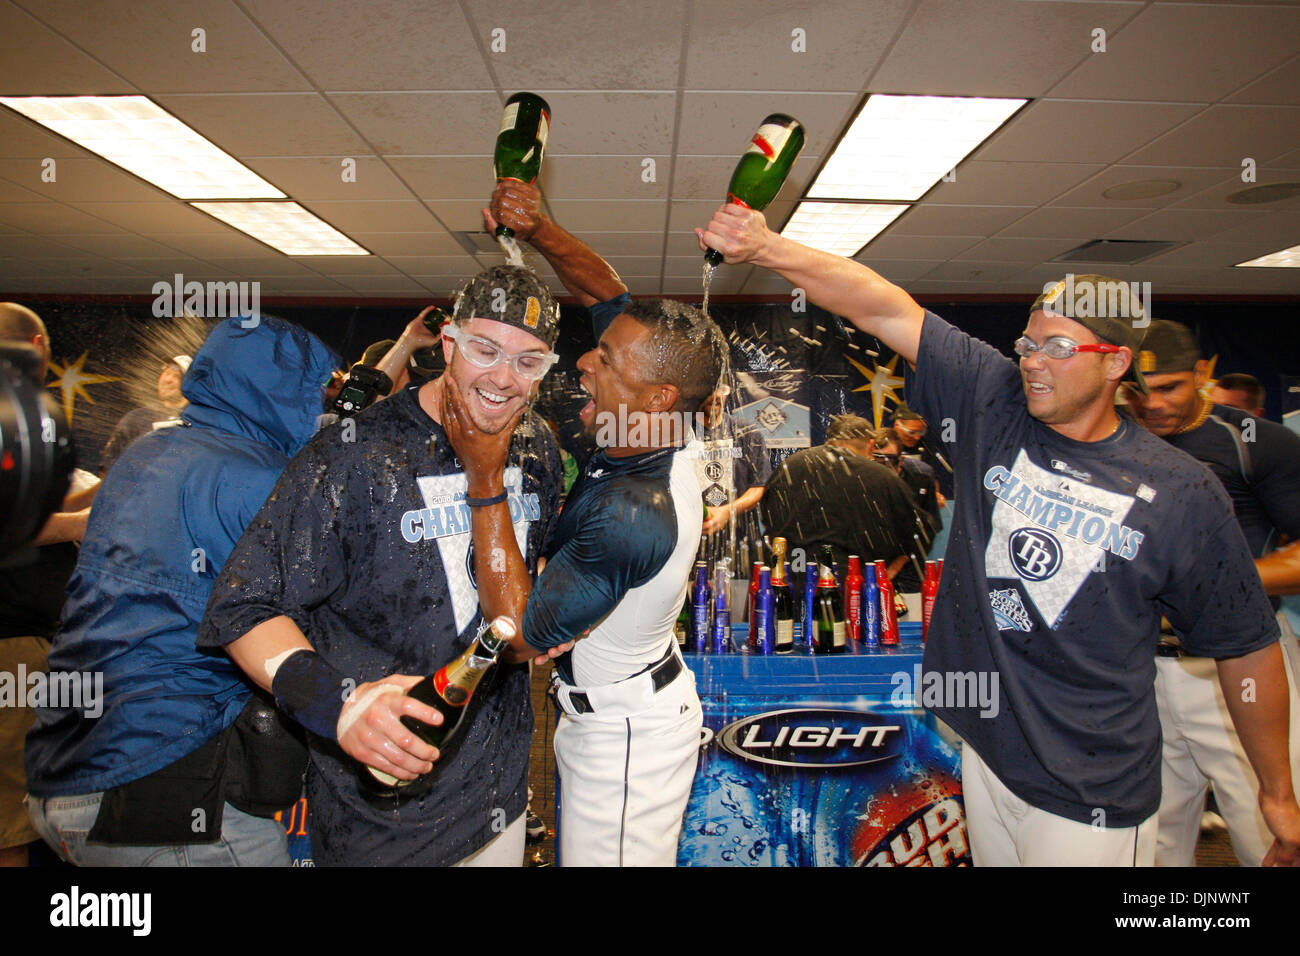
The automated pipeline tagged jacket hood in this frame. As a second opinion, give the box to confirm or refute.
[180,315,340,457]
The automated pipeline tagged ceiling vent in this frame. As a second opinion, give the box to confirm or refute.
[1052,239,1178,265]
[1226,182,1300,205]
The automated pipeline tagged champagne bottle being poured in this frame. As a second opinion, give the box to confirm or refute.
[703,113,806,266]
[493,92,552,239]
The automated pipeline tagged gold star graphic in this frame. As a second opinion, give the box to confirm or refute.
[47,352,121,426]
[1199,354,1219,399]
[846,353,905,428]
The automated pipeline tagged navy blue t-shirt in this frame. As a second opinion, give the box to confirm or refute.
[199,385,560,865]
[905,312,1278,827]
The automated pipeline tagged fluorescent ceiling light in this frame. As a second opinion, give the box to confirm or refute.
[0,95,284,200]
[1235,245,1300,268]
[780,201,909,257]
[807,94,1025,202]
[192,202,369,256]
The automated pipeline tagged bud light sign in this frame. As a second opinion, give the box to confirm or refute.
[716,709,903,769]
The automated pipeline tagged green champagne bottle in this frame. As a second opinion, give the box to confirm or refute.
[493,92,552,238]
[368,616,516,787]
[814,546,846,654]
[704,113,806,265]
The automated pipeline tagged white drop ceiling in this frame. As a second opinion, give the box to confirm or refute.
[0,0,1297,301]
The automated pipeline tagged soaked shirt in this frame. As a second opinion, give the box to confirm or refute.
[522,444,702,686]
[199,384,560,866]
[906,312,1277,828]
[1166,404,1300,558]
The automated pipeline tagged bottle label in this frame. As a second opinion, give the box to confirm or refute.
[776,619,793,647]
[832,621,846,648]
[498,102,520,135]
[536,112,550,149]
[746,123,792,161]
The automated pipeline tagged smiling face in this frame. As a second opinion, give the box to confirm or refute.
[575,313,665,448]
[440,316,548,434]
[1019,310,1127,430]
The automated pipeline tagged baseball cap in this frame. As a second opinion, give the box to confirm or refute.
[1135,319,1202,376]
[451,264,560,349]
[171,354,193,374]
[1030,274,1149,393]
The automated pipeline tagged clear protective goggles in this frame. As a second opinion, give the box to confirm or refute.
[441,323,559,381]
[1014,335,1121,361]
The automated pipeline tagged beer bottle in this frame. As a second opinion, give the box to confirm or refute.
[746,561,763,650]
[754,566,775,655]
[493,92,552,237]
[844,555,864,643]
[369,616,515,786]
[921,560,940,642]
[704,114,806,265]
[690,561,711,653]
[876,560,900,646]
[862,562,881,648]
[770,538,794,654]
[711,566,731,654]
[815,547,846,654]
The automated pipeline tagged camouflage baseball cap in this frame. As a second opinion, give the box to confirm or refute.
[451,264,560,349]
[1030,273,1149,393]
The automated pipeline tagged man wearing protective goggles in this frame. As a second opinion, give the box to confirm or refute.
[200,263,569,867]
[701,198,1300,868]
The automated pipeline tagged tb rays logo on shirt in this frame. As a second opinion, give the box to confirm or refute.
[983,451,1144,627]
[399,466,540,634]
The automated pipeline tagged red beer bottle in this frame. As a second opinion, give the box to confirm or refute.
[876,560,900,646]
[844,555,864,643]
[921,560,940,642]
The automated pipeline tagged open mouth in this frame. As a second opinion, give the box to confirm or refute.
[474,385,512,411]
[578,380,595,419]
[1026,381,1053,396]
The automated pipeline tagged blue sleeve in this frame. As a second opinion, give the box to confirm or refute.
[520,481,676,649]
[589,292,632,340]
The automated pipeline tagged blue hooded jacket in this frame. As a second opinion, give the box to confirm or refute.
[26,315,339,796]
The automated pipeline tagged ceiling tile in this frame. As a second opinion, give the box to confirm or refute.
[332,92,501,156]
[0,157,168,203]
[157,93,371,157]
[0,234,102,258]
[925,162,1105,205]
[1048,165,1233,209]
[1140,243,1281,270]
[297,200,441,234]
[861,235,984,260]
[0,202,121,234]
[1200,211,1300,247]
[243,157,415,201]
[996,206,1146,239]
[538,92,677,156]
[286,255,399,275]
[56,234,192,258]
[919,260,1025,282]
[975,100,1201,165]
[1123,106,1300,167]
[239,0,492,90]
[1108,208,1272,242]
[544,200,668,233]
[151,231,284,258]
[0,111,90,159]
[384,254,482,277]
[70,201,236,233]
[873,0,1142,98]
[0,3,134,94]
[950,236,1084,263]
[684,0,910,92]
[387,157,496,201]
[885,205,1021,238]
[471,0,687,89]
[1226,53,1300,107]
[543,156,670,201]
[0,177,41,203]
[677,92,857,157]
[570,233,663,257]
[1050,2,1300,102]
[19,0,312,93]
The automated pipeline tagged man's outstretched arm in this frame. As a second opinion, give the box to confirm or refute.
[485,179,627,307]
[696,203,925,367]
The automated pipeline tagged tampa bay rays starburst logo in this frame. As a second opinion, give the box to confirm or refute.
[47,352,120,425]
[845,353,905,428]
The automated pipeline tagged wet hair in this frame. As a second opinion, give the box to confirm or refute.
[1215,372,1265,409]
[826,414,875,442]
[871,427,901,450]
[620,298,726,414]
[892,406,925,425]
[451,264,560,348]
[358,339,396,368]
